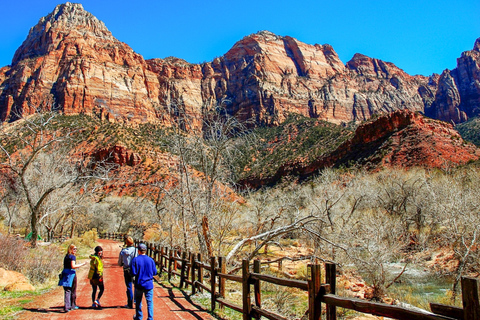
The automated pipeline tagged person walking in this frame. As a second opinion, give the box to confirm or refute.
[131,243,157,320]
[88,246,105,308]
[118,236,137,308]
[59,244,86,312]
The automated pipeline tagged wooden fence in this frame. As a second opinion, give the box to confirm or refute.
[100,232,478,320]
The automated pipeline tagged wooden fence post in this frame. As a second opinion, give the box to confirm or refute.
[161,247,167,273]
[197,253,203,293]
[253,259,261,320]
[308,264,321,320]
[191,253,196,295]
[154,245,159,266]
[180,251,187,288]
[186,252,191,289]
[242,259,252,320]
[218,256,225,310]
[210,256,217,312]
[326,263,337,320]
[174,250,179,272]
[168,249,173,281]
[462,276,480,320]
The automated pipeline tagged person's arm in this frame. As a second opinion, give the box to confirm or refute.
[130,258,137,276]
[118,251,123,267]
[70,259,86,269]
[153,259,158,276]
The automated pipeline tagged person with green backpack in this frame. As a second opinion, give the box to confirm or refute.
[88,246,104,308]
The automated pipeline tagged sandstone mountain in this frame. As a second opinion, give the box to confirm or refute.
[0,2,479,127]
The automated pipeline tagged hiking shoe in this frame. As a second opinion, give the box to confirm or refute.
[92,303,97,308]
[95,300,101,307]
[73,306,79,310]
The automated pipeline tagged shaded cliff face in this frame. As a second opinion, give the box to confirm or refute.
[426,39,480,123]
[0,3,478,127]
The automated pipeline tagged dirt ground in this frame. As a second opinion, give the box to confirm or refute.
[15,239,214,320]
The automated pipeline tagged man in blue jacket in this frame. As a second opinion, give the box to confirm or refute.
[131,243,157,320]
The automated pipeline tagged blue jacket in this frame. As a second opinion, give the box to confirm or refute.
[131,254,157,290]
[58,269,76,287]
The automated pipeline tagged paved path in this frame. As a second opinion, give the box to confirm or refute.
[18,239,214,320]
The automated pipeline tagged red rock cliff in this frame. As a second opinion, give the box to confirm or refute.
[0,3,478,127]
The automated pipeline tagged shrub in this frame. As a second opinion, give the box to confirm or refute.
[23,245,62,284]
[143,225,163,242]
[0,232,62,285]
[0,233,28,272]
[79,229,98,248]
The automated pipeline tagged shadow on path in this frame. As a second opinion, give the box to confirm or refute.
[156,281,218,320]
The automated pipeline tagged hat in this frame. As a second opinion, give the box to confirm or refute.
[125,236,134,246]
[94,246,103,253]
[138,243,147,251]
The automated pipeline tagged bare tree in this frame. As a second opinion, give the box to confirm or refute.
[428,169,480,299]
[147,105,251,257]
[0,112,107,246]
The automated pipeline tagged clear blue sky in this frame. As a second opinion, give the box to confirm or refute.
[0,0,478,76]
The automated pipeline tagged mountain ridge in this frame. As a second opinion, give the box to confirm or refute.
[0,2,479,129]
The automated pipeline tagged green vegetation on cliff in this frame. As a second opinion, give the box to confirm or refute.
[456,116,480,146]
[237,114,353,180]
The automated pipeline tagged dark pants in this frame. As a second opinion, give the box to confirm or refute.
[90,279,104,303]
[124,268,134,308]
[63,274,77,311]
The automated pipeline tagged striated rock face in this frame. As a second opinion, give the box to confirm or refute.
[0,3,478,127]
[205,31,431,126]
[94,145,142,167]
[0,3,183,124]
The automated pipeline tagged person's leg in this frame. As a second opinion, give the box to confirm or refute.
[145,288,154,320]
[134,287,144,320]
[97,282,104,302]
[71,275,77,308]
[124,269,134,308]
[91,283,98,305]
[64,287,72,311]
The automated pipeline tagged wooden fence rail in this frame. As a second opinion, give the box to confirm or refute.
[100,232,478,320]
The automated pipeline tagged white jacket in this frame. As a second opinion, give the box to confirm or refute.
[118,246,138,269]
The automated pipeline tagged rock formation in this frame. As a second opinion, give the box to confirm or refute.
[0,3,478,127]
[331,110,480,168]
[0,3,170,124]
[426,38,480,123]
[0,268,35,292]
[239,110,480,188]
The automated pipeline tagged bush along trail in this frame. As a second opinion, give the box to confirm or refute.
[17,239,214,320]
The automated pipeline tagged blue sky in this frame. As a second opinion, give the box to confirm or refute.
[0,0,478,76]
